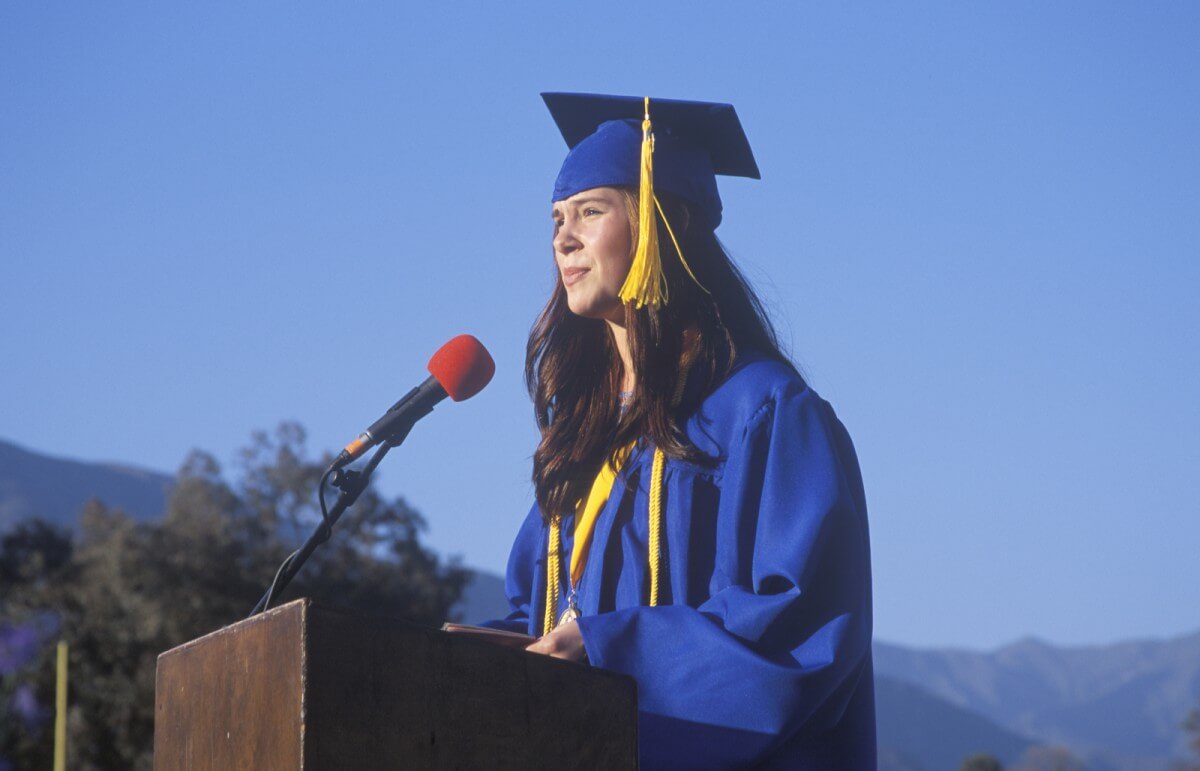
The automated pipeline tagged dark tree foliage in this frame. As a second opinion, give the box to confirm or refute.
[1179,707,1200,771]
[961,752,1005,771]
[0,423,469,770]
[1010,745,1083,771]
[0,520,72,585]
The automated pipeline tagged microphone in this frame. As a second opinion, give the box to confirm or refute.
[331,335,495,470]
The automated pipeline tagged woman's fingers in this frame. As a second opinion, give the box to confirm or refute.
[525,621,585,661]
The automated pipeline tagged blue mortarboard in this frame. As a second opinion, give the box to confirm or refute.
[543,92,760,231]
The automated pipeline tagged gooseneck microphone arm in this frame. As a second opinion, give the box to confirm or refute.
[250,440,391,617]
[249,396,433,618]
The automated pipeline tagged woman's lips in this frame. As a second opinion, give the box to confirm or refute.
[562,267,589,287]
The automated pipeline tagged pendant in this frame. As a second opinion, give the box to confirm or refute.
[557,589,580,626]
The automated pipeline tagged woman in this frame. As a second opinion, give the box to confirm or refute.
[485,93,875,769]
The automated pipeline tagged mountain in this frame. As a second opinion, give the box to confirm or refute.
[452,569,511,623]
[0,438,172,532]
[875,634,1200,769]
[876,674,1036,770]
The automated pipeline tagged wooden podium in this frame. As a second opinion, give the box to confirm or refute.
[154,599,638,769]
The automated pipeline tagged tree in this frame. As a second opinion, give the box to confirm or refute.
[1178,707,1200,771]
[0,521,70,768]
[0,519,72,585]
[1009,745,1083,771]
[0,423,468,770]
[961,752,1004,771]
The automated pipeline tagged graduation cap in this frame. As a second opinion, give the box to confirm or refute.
[543,92,759,309]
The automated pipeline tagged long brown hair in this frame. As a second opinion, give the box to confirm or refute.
[526,188,789,521]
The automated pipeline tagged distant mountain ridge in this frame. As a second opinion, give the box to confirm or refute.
[875,632,1200,768]
[875,675,1037,769]
[0,438,172,531]
[2,435,1198,770]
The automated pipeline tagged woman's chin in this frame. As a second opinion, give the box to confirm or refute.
[565,294,609,321]
[568,304,624,323]
[567,306,599,320]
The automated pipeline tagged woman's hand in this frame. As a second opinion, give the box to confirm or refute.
[526,620,587,663]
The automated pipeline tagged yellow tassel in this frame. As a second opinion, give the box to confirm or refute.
[544,517,561,635]
[619,97,668,309]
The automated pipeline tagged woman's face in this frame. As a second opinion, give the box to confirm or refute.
[552,187,634,324]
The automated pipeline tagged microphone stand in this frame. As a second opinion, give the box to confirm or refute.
[248,417,420,618]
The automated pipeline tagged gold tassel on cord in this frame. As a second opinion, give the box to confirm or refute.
[619,97,668,309]
[619,96,709,308]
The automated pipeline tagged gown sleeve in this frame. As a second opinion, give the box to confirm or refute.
[575,383,874,769]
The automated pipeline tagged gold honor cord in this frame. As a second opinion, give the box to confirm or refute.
[542,364,691,635]
[543,449,632,635]
[542,447,674,634]
[647,449,667,607]
[543,521,563,637]
[647,369,689,609]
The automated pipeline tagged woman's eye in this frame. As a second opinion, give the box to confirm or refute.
[584,208,601,216]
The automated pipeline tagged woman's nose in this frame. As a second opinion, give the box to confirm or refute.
[554,221,582,255]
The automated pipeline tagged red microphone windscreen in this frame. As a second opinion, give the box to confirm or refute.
[427,335,495,401]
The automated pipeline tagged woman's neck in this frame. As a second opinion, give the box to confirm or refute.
[606,319,701,393]
[605,318,636,392]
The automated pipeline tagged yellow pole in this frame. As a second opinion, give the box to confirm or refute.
[54,640,67,771]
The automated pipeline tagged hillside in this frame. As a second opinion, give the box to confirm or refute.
[875,633,1200,768]
[876,675,1036,769]
[0,438,172,531]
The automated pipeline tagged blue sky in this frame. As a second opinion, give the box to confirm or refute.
[2,2,1197,650]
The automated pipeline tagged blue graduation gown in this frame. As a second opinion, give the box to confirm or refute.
[484,356,876,769]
